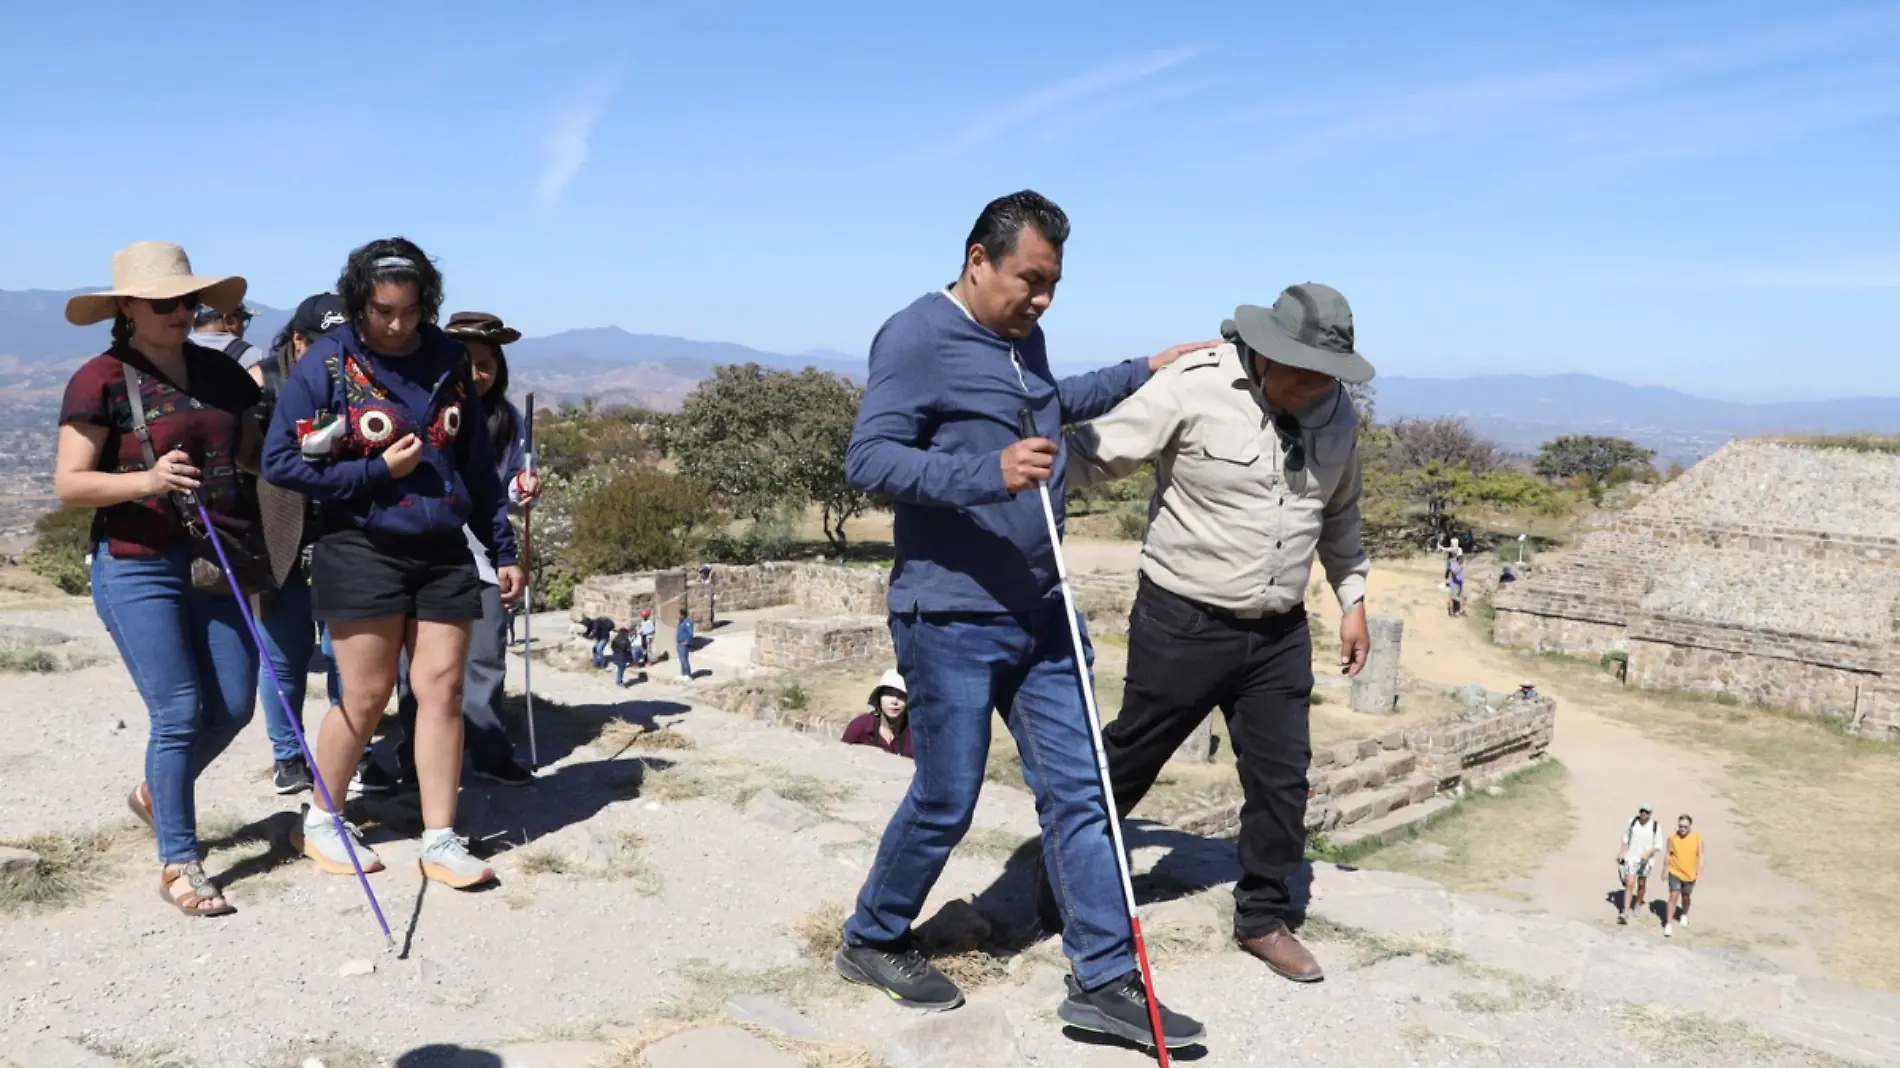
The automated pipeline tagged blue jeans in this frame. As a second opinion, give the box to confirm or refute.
[255,571,316,761]
[91,545,259,864]
[614,661,629,685]
[592,637,609,668]
[844,604,1135,989]
[677,645,692,677]
[319,624,343,707]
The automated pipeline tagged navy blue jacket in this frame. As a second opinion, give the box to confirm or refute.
[261,323,518,567]
[847,290,1149,614]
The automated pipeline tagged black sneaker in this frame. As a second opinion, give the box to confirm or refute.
[353,756,400,795]
[468,756,534,788]
[1058,972,1206,1050]
[272,758,313,795]
[834,943,964,1011]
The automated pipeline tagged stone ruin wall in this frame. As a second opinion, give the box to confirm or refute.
[1492,441,1900,739]
[1181,696,1557,841]
[575,562,887,626]
[753,616,894,671]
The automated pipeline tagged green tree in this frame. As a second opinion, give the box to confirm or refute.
[670,363,869,551]
[23,508,92,596]
[1469,469,1572,516]
[1534,435,1655,483]
[564,468,716,579]
[1403,461,1479,534]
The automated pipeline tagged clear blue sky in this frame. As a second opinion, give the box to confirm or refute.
[2,0,1895,401]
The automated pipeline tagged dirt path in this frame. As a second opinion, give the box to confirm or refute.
[1368,557,1826,976]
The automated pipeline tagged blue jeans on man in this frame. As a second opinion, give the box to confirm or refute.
[592,636,610,668]
[843,602,1135,990]
[91,545,259,864]
[253,570,315,762]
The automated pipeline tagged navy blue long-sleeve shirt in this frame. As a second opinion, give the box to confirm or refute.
[261,323,518,567]
[847,289,1150,614]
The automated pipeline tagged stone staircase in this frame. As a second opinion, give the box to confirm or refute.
[1494,528,1669,626]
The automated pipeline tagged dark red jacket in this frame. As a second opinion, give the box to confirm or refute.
[842,713,913,758]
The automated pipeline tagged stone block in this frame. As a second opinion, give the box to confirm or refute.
[0,845,41,887]
[1349,614,1404,714]
[723,994,826,1042]
[742,790,820,833]
[877,1001,1023,1068]
[644,1026,800,1068]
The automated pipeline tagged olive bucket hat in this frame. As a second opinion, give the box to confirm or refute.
[1222,282,1375,385]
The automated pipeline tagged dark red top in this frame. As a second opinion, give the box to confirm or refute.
[842,712,914,758]
[59,346,262,558]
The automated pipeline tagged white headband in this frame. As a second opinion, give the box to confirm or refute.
[371,256,416,270]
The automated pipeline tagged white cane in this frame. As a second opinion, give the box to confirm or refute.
[520,392,539,769]
[1016,407,1174,1062]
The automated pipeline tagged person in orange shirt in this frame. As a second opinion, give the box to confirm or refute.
[1664,814,1705,938]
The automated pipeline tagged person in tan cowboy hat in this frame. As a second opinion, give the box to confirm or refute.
[54,241,265,918]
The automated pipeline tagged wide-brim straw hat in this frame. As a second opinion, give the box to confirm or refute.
[65,242,247,326]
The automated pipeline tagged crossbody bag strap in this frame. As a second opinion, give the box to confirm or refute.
[120,361,205,536]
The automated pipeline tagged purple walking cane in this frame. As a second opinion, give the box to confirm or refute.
[195,498,394,946]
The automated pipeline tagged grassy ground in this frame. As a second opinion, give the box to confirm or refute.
[1484,639,1900,992]
[1322,760,1575,900]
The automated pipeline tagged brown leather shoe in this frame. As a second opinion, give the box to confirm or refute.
[1237,926,1325,982]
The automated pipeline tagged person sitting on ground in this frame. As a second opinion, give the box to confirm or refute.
[842,670,914,758]
[263,236,521,890]
[1664,813,1704,938]
[676,608,695,678]
[610,627,637,687]
[56,241,262,918]
[1616,803,1665,925]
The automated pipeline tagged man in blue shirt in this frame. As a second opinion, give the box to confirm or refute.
[832,190,1210,1050]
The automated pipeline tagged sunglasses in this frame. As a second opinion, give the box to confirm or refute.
[143,291,202,315]
[1272,411,1306,473]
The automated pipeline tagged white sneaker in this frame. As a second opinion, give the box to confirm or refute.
[1663,924,1673,938]
[295,806,384,875]
[1678,916,1690,929]
[419,832,495,889]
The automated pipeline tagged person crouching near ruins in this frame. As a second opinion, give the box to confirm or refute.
[262,237,522,890]
[56,242,264,917]
[842,670,913,758]
[1664,813,1704,937]
[1053,284,1375,984]
[1616,803,1665,924]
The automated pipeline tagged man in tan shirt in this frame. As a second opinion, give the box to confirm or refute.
[1044,282,1374,983]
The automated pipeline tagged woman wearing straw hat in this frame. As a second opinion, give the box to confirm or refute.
[261,237,522,890]
[53,241,266,917]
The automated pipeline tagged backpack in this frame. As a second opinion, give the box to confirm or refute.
[224,337,256,367]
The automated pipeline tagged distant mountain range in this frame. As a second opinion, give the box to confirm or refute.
[2,288,1892,462]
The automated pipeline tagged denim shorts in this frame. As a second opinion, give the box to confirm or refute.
[310,527,481,623]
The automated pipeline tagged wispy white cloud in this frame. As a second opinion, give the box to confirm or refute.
[1222,10,1900,178]
[888,45,1209,169]
[537,73,621,209]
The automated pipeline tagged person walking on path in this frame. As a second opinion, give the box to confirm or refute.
[675,608,695,678]
[247,293,348,795]
[587,614,616,668]
[55,242,263,917]
[262,237,522,891]
[638,608,656,664]
[841,669,914,758]
[1664,814,1705,937]
[1051,283,1375,984]
[832,189,1213,1049]
[1617,804,1666,924]
[1447,552,1466,617]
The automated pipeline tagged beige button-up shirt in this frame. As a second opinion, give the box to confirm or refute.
[1066,343,1370,617]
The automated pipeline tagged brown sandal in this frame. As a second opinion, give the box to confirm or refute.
[127,783,155,835]
[159,861,235,918]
